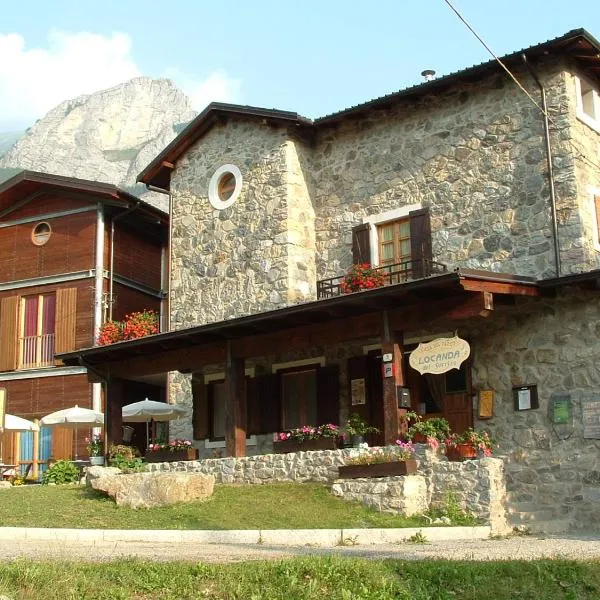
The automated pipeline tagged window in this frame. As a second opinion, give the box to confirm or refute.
[19,293,56,368]
[576,75,600,131]
[31,222,51,246]
[208,164,243,210]
[281,368,318,430]
[377,218,411,267]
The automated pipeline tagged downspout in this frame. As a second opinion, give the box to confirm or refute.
[93,204,105,417]
[108,201,141,320]
[521,53,561,277]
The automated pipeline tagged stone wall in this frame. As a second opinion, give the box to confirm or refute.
[146,446,508,532]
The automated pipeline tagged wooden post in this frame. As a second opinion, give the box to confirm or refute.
[381,312,405,445]
[105,378,124,448]
[225,341,246,458]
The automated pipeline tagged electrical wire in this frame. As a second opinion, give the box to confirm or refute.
[442,0,600,174]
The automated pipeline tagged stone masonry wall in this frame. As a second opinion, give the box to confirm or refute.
[146,446,508,532]
[466,288,600,533]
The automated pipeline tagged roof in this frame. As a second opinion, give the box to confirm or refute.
[138,28,600,190]
[0,170,167,219]
[59,268,538,370]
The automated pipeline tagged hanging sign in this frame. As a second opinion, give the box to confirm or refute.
[409,336,470,375]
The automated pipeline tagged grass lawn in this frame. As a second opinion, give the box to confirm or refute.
[0,483,463,530]
[1,557,599,599]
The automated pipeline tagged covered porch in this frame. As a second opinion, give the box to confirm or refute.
[59,269,539,458]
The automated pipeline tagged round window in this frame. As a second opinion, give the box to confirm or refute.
[31,222,52,246]
[208,164,242,210]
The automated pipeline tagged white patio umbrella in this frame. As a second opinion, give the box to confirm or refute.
[122,398,186,446]
[0,414,40,463]
[40,405,104,459]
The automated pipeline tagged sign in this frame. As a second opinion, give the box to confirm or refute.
[478,390,494,419]
[409,336,470,375]
[583,397,600,439]
[351,378,366,405]
[549,392,573,441]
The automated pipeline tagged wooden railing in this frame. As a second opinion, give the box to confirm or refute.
[316,260,447,299]
[19,333,55,369]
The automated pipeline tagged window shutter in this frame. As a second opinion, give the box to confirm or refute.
[51,427,73,460]
[246,377,260,435]
[4,431,17,465]
[55,288,77,357]
[409,207,432,278]
[316,365,340,425]
[192,378,209,440]
[0,296,19,372]
[351,223,371,265]
[256,373,281,434]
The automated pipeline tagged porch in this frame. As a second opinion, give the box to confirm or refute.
[59,268,538,458]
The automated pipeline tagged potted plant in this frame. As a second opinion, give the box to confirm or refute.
[86,434,105,466]
[340,263,387,294]
[344,413,379,447]
[274,423,344,454]
[338,440,417,478]
[145,439,198,462]
[445,429,494,461]
[406,417,450,449]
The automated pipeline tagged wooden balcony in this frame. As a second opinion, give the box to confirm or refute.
[19,333,55,369]
[316,260,448,299]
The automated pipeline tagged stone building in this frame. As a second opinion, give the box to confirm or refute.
[62,28,600,532]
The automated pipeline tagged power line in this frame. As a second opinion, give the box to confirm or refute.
[442,0,600,174]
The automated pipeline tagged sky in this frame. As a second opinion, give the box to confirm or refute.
[1,0,599,130]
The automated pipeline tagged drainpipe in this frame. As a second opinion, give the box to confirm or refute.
[108,202,141,320]
[521,53,561,277]
[93,204,105,419]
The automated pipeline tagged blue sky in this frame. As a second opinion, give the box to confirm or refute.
[1,0,599,129]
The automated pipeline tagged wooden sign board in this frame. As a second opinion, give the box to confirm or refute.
[478,389,494,419]
[409,336,470,375]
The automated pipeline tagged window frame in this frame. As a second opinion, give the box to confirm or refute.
[18,292,56,370]
[575,74,600,134]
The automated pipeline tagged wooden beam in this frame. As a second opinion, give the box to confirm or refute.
[381,312,404,445]
[460,278,539,296]
[225,343,246,458]
[161,161,175,169]
[105,378,124,447]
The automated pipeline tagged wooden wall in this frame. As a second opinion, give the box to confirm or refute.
[111,283,161,323]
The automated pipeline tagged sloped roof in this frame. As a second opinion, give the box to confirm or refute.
[138,28,600,191]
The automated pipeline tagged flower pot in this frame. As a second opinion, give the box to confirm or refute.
[338,459,418,479]
[351,435,364,448]
[273,438,338,454]
[446,443,478,461]
[144,448,199,463]
[89,456,105,466]
[411,433,428,444]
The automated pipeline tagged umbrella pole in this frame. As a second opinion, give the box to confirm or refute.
[74,424,78,460]
[146,421,149,449]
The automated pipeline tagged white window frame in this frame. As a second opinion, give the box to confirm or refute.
[362,204,421,266]
[575,75,600,134]
[589,186,600,252]
[203,368,256,449]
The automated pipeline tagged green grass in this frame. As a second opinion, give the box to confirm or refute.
[0,483,440,530]
[1,557,599,599]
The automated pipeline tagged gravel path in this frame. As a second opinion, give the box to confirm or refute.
[3,536,600,563]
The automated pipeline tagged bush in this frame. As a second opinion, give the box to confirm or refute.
[42,460,80,485]
[109,456,145,473]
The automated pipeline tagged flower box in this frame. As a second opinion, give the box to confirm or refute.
[144,448,199,463]
[273,438,338,454]
[445,443,478,461]
[338,459,418,479]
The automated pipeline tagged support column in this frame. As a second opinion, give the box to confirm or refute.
[225,342,247,458]
[381,312,406,445]
[105,378,124,449]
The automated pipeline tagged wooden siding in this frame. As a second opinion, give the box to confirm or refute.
[0,281,95,353]
[1,193,94,221]
[0,211,96,281]
[113,224,163,290]
[112,282,161,322]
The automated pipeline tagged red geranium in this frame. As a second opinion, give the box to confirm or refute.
[340,263,387,294]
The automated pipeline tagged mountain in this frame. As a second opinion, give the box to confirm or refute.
[0,131,24,157]
[0,78,196,210]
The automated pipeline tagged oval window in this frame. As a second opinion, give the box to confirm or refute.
[31,222,52,246]
[208,164,242,210]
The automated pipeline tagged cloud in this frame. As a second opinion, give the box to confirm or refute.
[163,67,242,111]
[0,31,141,129]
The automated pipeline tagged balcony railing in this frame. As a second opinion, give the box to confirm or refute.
[316,259,448,299]
[19,333,55,369]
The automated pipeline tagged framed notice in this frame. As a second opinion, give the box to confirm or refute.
[513,385,539,411]
[582,396,600,439]
[478,389,494,419]
[351,378,366,405]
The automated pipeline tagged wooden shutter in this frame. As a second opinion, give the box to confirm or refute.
[409,208,432,278]
[317,365,340,425]
[2,431,17,465]
[51,427,73,460]
[0,296,19,372]
[351,223,371,265]
[192,378,209,440]
[55,288,77,357]
[256,373,281,434]
[246,377,260,435]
